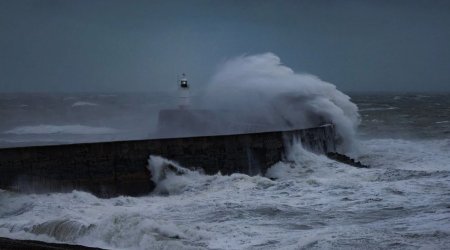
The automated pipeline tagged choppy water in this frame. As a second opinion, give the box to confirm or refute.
[354,93,450,139]
[0,93,450,249]
[0,92,173,147]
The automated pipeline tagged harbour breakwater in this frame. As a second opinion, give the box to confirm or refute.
[0,125,336,198]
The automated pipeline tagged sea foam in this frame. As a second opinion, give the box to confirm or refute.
[71,101,98,107]
[0,138,449,249]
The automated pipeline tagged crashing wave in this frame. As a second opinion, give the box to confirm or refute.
[202,53,360,153]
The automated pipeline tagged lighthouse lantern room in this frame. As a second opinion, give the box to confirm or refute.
[178,73,190,109]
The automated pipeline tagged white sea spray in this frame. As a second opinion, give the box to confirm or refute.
[1,137,449,249]
[202,53,360,153]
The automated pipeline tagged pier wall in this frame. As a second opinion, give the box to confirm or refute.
[0,125,336,197]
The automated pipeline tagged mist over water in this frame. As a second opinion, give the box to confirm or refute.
[202,53,360,153]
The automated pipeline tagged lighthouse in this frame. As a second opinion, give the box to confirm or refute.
[178,73,190,109]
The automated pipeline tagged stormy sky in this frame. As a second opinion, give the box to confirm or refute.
[1,0,449,92]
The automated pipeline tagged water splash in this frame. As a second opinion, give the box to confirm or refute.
[202,53,360,153]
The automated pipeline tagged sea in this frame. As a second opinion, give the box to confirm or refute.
[0,92,449,249]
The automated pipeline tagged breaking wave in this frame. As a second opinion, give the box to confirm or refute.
[71,101,98,107]
[202,53,360,153]
[147,155,274,196]
[0,138,449,249]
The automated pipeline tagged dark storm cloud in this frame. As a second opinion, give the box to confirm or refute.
[0,0,449,92]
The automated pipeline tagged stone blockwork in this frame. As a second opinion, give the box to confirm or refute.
[0,125,336,197]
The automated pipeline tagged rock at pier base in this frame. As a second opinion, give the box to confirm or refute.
[0,237,105,250]
[326,152,369,168]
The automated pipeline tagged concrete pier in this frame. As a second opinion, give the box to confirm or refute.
[0,125,336,197]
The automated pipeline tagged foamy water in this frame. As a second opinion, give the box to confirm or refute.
[72,101,99,107]
[1,138,449,249]
[0,55,449,249]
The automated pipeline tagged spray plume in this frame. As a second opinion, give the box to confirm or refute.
[202,53,360,153]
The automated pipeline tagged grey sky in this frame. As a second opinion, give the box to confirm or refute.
[1,0,449,92]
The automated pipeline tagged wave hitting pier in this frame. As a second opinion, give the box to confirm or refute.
[0,125,336,198]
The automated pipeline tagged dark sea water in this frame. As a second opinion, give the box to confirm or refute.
[0,92,176,147]
[0,93,449,249]
[354,93,450,139]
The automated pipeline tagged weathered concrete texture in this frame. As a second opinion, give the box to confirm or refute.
[0,125,336,197]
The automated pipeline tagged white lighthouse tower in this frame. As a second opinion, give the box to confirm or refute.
[178,73,190,109]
